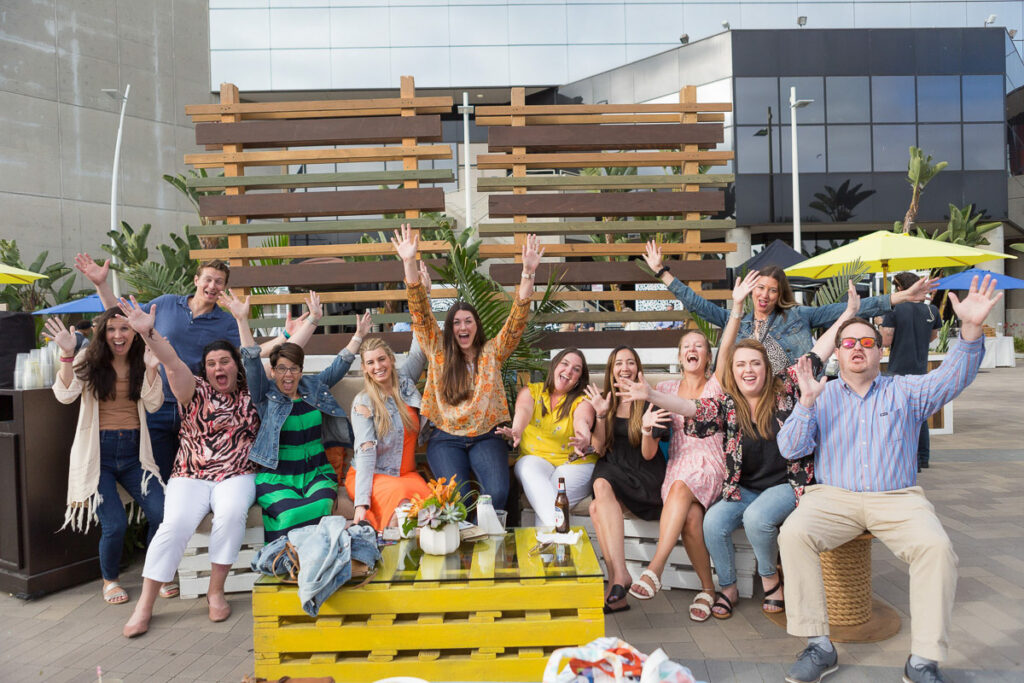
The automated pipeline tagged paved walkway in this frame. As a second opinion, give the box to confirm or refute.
[1,365,1021,682]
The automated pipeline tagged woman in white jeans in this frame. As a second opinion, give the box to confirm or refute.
[120,297,260,638]
[501,348,597,526]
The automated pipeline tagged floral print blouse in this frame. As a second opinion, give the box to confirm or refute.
[685,365,815,503]
[407,280,530,437]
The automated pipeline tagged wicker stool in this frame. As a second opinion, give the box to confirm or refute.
[820,532,874,626]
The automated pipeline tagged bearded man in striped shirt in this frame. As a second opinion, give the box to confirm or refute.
[775,275,1002,683]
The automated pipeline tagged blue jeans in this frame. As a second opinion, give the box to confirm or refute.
[427,427,510,512]
[703,483,796,588]
[96,430,166,581]
[146,400,180,482]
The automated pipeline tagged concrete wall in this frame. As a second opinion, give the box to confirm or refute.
[0,0,213,274]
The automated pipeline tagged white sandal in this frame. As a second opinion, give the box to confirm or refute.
[628,569,662,600]
[689,591,715,622]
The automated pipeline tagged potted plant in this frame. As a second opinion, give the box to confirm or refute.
[402,476,472,555]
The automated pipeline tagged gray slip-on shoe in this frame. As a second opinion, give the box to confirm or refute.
[784,642,839,683]
[902,657,948,683]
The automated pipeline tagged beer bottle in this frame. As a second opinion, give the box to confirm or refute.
[554,477,570,533]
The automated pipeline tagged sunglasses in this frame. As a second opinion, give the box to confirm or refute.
[840,337,877,349]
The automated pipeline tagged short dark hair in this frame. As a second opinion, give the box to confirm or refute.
[892,272,919,292]
[269,342,304,370]
[74,319,93,332]
[834,316,882,348]
[200,340,246,390]
[197,259,231,286]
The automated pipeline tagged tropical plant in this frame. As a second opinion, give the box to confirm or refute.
[402,476,473,535]
[808,180,876,223]
[935,317,955,353]
[163,169,225,250]
[811,258,869,308]
[893,146,948,233]
[913,204,1000,251]
[0,240,86,313]
[1011,243,1024,254]
[100,222,200,301]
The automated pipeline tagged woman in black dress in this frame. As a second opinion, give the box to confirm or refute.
[583,346,669,614]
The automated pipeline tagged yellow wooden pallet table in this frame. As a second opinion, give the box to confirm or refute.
[253,527,605,682]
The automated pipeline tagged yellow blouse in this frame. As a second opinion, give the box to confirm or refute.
[408,280,530,437]
[520,382,595,466]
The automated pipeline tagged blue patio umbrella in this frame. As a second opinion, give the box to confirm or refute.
[933,268,1024,290]
[32,293,107,315]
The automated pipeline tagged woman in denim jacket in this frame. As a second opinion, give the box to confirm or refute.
[346,337,431,529]
[223,290,370,542]
[642,241,933,374]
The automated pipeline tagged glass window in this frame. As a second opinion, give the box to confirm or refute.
[209,9,269,50]
[449,5,509,47]
[450,47,509,88]
[271,49,330,90]
[909,2,968,28]
[390,48,451,88]
[826,77,870,123]
[781,77,824,124]
[508,3,566,45]
[963,123,1005,170]
[853,2,911,29]
[917,76,960,123]
[962,76,1005,122]
[827,125,872,172]
[567,44,627,83]
[389,7,449,48]
[269,8,330,49]
[624,3,682,44]
[210,50,271,90]
[331,48,390,90]
[735,77,779,126]
[872,77,916,123]
[566,4,625,45]
[736,125,775,174]
[873,125,916,171]
[510,46,568,85]
[780,124,826,174]
[329,7,389,48]
[918,124,962,170]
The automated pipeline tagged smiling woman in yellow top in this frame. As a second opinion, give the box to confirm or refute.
[500,348,598,527]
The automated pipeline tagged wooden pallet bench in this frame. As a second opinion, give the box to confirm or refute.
[178,504,264,600]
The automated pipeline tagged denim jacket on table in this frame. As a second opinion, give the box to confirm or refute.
[666,277,892,367]
[349,338,427,508]
[242,345,356,469]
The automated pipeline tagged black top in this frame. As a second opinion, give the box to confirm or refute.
[739,431,789,493]
[882,302,941,375]
[589,404,669,521]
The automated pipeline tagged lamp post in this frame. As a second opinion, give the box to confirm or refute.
[457,92,475,232]
[789,86,813,254]
[102,85,131,298]
[753,106,775,222]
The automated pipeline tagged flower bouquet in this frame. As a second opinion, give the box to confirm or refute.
[402,476,472,555]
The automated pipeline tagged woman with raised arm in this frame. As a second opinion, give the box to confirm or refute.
[48,310,166,607]
[643,241,933,374]
[118,296,260,638]
[392,223,542,512]
[617,279,860,620]
[222,290,369,542]
[501,348,597,527]
[347,334,432,530]
[584,346,670,614]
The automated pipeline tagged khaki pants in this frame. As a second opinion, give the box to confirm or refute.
[778,484,957,662]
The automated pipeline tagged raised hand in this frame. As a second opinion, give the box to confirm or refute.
[615,371,650,403]
[643,240,664,273]
[642,404,671,431]
[733,269,760,307]
[304,290,322,324]
[583,383,611,418]
[44,317,77,356]
[74,253,109,287]
[844,279,861,317]
[899,274,938,304]
[218,289,250,321]
[949,274,1003,340]
[521,234,544,275]
[794,354,827,408]
[495,425,521,448]
[118,296,155,336]
[391,223,419,262]
[284,308,310,337]
[355,310,372,338]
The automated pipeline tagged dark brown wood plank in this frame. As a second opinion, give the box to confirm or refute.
[228,260,447,288]
[534,329,696,349]
[189,217,438,237]
[488,123,723,152]
[195,116,443,147]
[259,332,414,355]
[476,174,732,191]
[488,192,723,218]
[478,219,736,235]
[198,187,445,220]
[489,260,725,285]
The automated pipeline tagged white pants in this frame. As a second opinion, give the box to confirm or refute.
[515,455,594,527]
[142,474,256,583]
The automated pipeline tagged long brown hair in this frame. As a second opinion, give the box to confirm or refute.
[757,265,797,312]
[602,346,645,449]
[440,301,486,406]
[721,338,784,440]
[75,307,146,402]
[358,337,417,436]
[541,348,589,421]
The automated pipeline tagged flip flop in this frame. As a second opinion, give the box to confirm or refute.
[603,583,631,614]
[628,569,662,600]
[689,590,715,622]
[711,591,734,620]
[762,578,785,614]
[158,582,179,599]
[103,582,128,605]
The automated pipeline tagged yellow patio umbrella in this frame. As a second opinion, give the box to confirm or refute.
[0,264,48,285]
[784,230,1014,292]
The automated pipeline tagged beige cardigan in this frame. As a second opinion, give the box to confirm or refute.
[52,358,164,533]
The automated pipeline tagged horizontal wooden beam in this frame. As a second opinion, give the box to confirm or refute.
[250,313,413,328]
[534,329,696,349]
[488,123,723,152]
[477,219,736,236]
[290,333,415,355]
[195,116,442,148]
[488,192,723,218]
[189,217,438,237]
[184,145,452,169]
[480,244,733,259]
[191,241,449,261]
[243,288,731,305]
[534,310,693,323]
[228,260,447,288]
[476,175,733,191]
[186,96,454,117]
[476,151,733,170]
[475,103,732,116]
[190,107,453,122]
[490,260,726,285]
[186,170,454,192]
[475,113,725,125]
[197,187,445,220]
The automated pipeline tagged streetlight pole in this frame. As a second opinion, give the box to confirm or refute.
[789,86,812,254]
[457,92,475,232]
[103,85,131,298]
[753,106,775,222]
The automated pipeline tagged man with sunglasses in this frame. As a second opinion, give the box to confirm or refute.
[775,275,1002,683]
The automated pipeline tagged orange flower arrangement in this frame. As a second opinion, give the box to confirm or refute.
[402,475,473,535]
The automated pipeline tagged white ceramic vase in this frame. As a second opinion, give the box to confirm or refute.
[419,524,460,555]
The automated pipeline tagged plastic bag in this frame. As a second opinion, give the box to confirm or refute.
[543,638,702,683]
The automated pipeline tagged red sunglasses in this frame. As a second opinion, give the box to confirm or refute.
[840,336,877,349]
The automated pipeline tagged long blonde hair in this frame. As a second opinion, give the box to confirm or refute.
[721,338,784,440]
[602,346,645,449]
[359,338,417,436]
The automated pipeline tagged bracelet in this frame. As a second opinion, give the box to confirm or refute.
[521,271,535,280]
[655,265,670,278]
[60,356,75,363]
[352,336,363,346]
[641,427,653,436]
[283,330,291,340]
[306,317,319,327]
[730,310,743,320]
[595,413,607,420]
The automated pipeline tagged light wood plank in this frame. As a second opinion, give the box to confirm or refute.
[187,96,453,116]
[185,145,452,169]
[186,169,454,191]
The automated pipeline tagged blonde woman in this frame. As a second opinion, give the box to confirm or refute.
[346,337,431,530]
